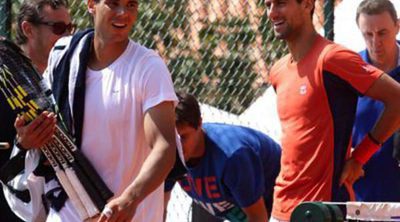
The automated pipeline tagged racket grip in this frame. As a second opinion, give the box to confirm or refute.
[73,150,114,201]
[70,161,108,211]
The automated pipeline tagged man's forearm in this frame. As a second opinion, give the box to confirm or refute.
[122,142,176,206]
[370,102,400,143]
[352,101,400,164]
[364,73,400,144]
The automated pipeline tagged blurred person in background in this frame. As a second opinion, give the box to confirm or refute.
[352,0,400,202]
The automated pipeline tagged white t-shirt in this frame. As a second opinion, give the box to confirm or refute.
[47,40,177,222]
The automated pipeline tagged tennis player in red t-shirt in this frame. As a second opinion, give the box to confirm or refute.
[265,0,400,221]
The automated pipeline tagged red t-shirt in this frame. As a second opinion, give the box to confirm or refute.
[269,35,383,220]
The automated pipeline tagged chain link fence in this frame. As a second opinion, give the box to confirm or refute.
[1,0,335,221]
[0,0,11,38]
[2,0,335,114]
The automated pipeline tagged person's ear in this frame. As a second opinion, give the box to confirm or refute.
[395,18,399,34]
[304,0,315,12]
[21,21,34,38]
[87,0,95,14]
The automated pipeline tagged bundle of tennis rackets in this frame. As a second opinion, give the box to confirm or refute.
[0,39,113,220]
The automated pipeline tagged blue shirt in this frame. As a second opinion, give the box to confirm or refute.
[352,45,400,201]
[166,123,281,221]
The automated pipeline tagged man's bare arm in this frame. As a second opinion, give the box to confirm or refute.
[98,101,177,221]
[364,73,400,142]
[341,73,400,185]
[242,197,268,222]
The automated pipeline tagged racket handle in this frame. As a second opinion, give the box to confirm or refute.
[73,151,114,201]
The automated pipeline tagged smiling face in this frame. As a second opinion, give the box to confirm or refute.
[357,11,399,66]
[265,0,312,40]
[88,0,138,44]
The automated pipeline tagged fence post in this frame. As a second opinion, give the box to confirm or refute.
[0,0,12,39]
[324,0,334,41]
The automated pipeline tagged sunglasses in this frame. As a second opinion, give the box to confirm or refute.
[36,21,76,35]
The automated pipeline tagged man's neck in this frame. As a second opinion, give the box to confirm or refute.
[88,36,129,70]
[287,28,318,63]
[20,44,46,74]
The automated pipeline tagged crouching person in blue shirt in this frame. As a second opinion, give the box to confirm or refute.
[164,92,281,222]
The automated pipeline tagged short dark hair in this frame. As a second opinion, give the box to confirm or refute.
[356,0,398,25]
[296,0,315,18]
[16,0,69,45]
[176,92,201,129]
